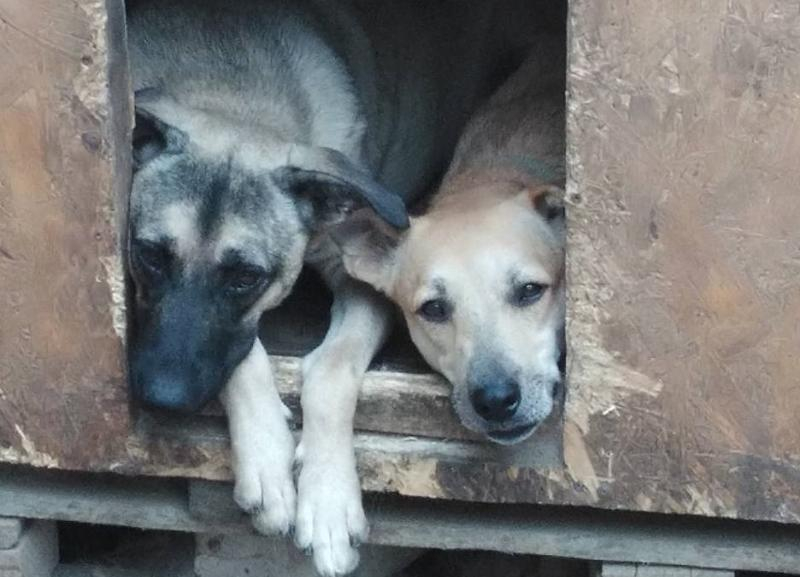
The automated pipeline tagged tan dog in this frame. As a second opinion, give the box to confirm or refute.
[334,36,566,444]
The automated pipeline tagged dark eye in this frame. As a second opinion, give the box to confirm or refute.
[134,241,171,277]
[225,266,267,295]
[515,282,547,307]
[417,298,452,323]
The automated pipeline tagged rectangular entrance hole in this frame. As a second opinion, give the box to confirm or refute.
[125,0,568,469]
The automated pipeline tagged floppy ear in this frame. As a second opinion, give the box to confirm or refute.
[327,209,403,294]
[132,90,186,170]
[527,184,565,222]
[275,147,409,229]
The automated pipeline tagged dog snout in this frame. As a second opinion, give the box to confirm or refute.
[139,376,204,414]
[469,380,521,422]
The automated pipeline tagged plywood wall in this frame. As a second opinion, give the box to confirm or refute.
[564,0,800,522]
[0,0,798,525]
[0,0,131,470]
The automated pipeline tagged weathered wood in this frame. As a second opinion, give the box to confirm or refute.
[0,0,131,470]
[3,467,800,574]
[0,518,23,551]
[594,564,734,577]
[0,521,58,577]
[1,0,799,526]
[565,0,800,522]
[199,354,564,446]
[123,416,563,496]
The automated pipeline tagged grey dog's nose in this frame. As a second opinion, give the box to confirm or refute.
[139,377,202,414]
[470,381,521,422]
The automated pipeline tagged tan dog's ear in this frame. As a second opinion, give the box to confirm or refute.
[328,209,403,294]
[528,184,565,222]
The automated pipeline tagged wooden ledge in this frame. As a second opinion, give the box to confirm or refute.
[1,465,799,574]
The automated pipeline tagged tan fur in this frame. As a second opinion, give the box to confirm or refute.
[338,35,567,444]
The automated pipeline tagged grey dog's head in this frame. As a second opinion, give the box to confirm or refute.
[127,102,406,413]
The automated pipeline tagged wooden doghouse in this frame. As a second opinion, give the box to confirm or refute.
[1,0,799,574]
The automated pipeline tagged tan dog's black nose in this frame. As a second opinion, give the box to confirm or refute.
[470,381,521,422]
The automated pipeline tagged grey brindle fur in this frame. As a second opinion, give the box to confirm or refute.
[126,0,533,574]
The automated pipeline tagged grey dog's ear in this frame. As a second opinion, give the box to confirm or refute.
[328,209,403,294]
[275,147,409,229]
[132,90,186,170]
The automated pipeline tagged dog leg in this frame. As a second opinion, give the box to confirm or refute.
[294,281,392,577]
[221,338,297,535]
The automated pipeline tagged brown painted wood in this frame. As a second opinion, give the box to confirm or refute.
[0,0,132,471]
[564,0,800,522]
[1,0,798,527]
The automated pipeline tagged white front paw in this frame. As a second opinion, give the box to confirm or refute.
[232,413,297,535]
[294,443,368,576]
[234,460,296,535]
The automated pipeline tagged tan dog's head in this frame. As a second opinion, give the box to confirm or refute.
[334,183,565,444]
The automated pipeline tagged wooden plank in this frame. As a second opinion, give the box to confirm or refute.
[0,0,132,471]
[0,521,58,577]
[122,416,562,491]
[595,564,733,577]
[565,0,800,521]
[202,357,478,441]
[201,355,564,447]
[2,466,800,574]
[0,518,24,550]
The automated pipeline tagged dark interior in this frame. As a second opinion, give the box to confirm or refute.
[254,0,569,375]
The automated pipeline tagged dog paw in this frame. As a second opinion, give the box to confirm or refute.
[234,463,296,535]
[231,415,297,535]
[294,444,368,576]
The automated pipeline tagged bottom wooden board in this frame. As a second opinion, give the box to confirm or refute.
[2,466,800,573]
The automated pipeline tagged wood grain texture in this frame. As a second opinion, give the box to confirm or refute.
[565,0,800,522]
[0,0,131,470]
[596,564,733,577]
[2,0,799,525]
[6,467,800,573]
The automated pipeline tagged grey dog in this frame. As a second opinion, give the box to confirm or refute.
[126,0,533,574]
